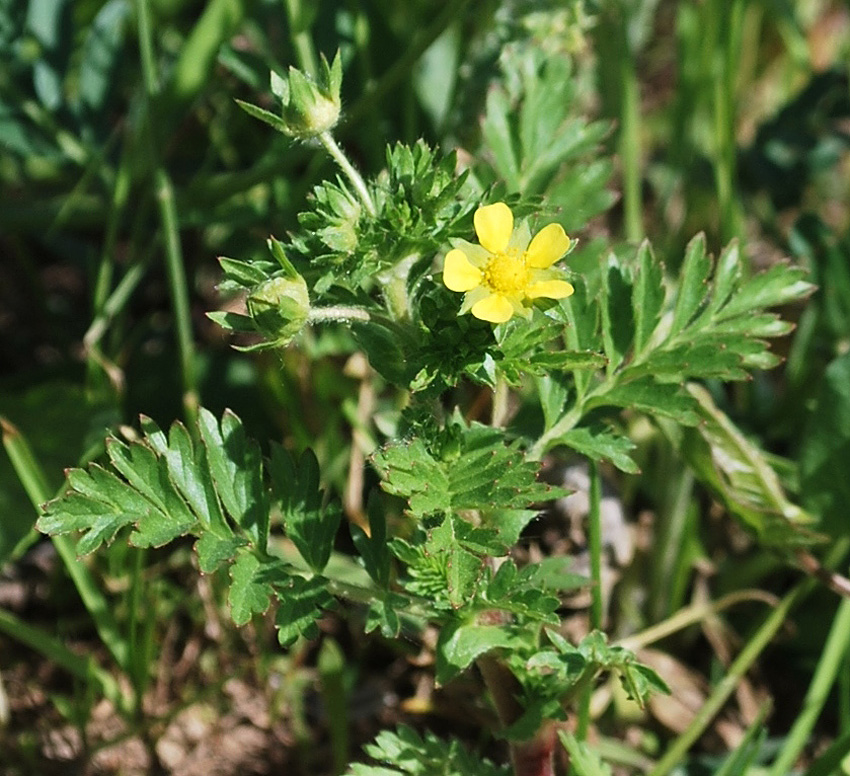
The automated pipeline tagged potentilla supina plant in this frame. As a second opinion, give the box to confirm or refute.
[442,202,575,323]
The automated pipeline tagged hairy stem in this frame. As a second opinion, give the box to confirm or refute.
[318,131,376,217]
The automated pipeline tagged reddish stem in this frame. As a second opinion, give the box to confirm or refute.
[477,655,559,776]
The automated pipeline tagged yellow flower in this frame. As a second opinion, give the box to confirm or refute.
[442,203,575,323]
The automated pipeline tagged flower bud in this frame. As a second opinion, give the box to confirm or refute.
[237,52,343,139]
[247,275,311,346]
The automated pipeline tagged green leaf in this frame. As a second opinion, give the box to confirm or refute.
[347,726,511,776]
[680,384,823,548]
[436,622,525,684]
[194,531,245,574]
[350,493,391,587]
[235,99,291,135]
[269,444,341,574]
[481,89,520,191]
[599,259,634,371]
[590,378,700,425]
[631,240,666,354]
[228,552,274,626]
[427,516,484,607]
[198,408,269,552]
[670,233,711,334]
[205,311,257,333]
[553,425,640,474]
[483,559,561,623]
[719,263,814,319]
[800,353,850,537]
[374,421,566,521]
[274,575,335,646]
[364,594,404,638]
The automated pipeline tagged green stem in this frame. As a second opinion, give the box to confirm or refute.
[588,461,603,629]
[648,583,806,776]
[616,8,643,242]
[137,0,199,425]
[308,305,372,323]
[711,0,745,243]
[576,461,603,742]
[768,594,850,776]
[284,0,318,77]
[317,131,376,217]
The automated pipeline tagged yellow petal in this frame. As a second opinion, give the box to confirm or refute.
[443,249,482,292]
[526,280,575,299]
[471,293,514,323]
[526,223,571,269]
[474,203,513,254]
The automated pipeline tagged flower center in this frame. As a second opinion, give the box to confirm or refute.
[483,248,530,295]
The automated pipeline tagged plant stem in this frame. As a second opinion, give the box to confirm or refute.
[576,461,603,742]
[137,0,199,425]
[317,131,376,217]
[284,0,319,78]
[711,0,745,243]
[308,305,372,323]
[616,7,643,242]
[478,655,557,776]
[767,594,850,776]
[587,460,604,631]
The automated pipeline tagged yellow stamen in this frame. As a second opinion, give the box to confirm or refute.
[483,248,530,295]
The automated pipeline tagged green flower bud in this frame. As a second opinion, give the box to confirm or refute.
[247,275,311,346]
[236,52,343,140]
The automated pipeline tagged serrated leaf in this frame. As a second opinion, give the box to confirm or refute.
[680,384,823,548]
[274,574,335,646]
[351,494,391,587]
[520,557,589,592]
[553,425,640,474]
[348,725,510,776]
[228,552,273,625]
[599,259,634,371]
[719,263,815,319]
[670,233,711,334]
[428,517,484,606]
[374,422,565,521]
[481,89,520,191]
[198,408,269,552]
[270,444,341,574]
[632,240,665,353]
[364,594,403,638]
[194,531,245,574]
[591,379,699,425]
[436,622,525,684]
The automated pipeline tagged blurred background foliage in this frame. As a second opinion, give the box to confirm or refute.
[2,0,850,773]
